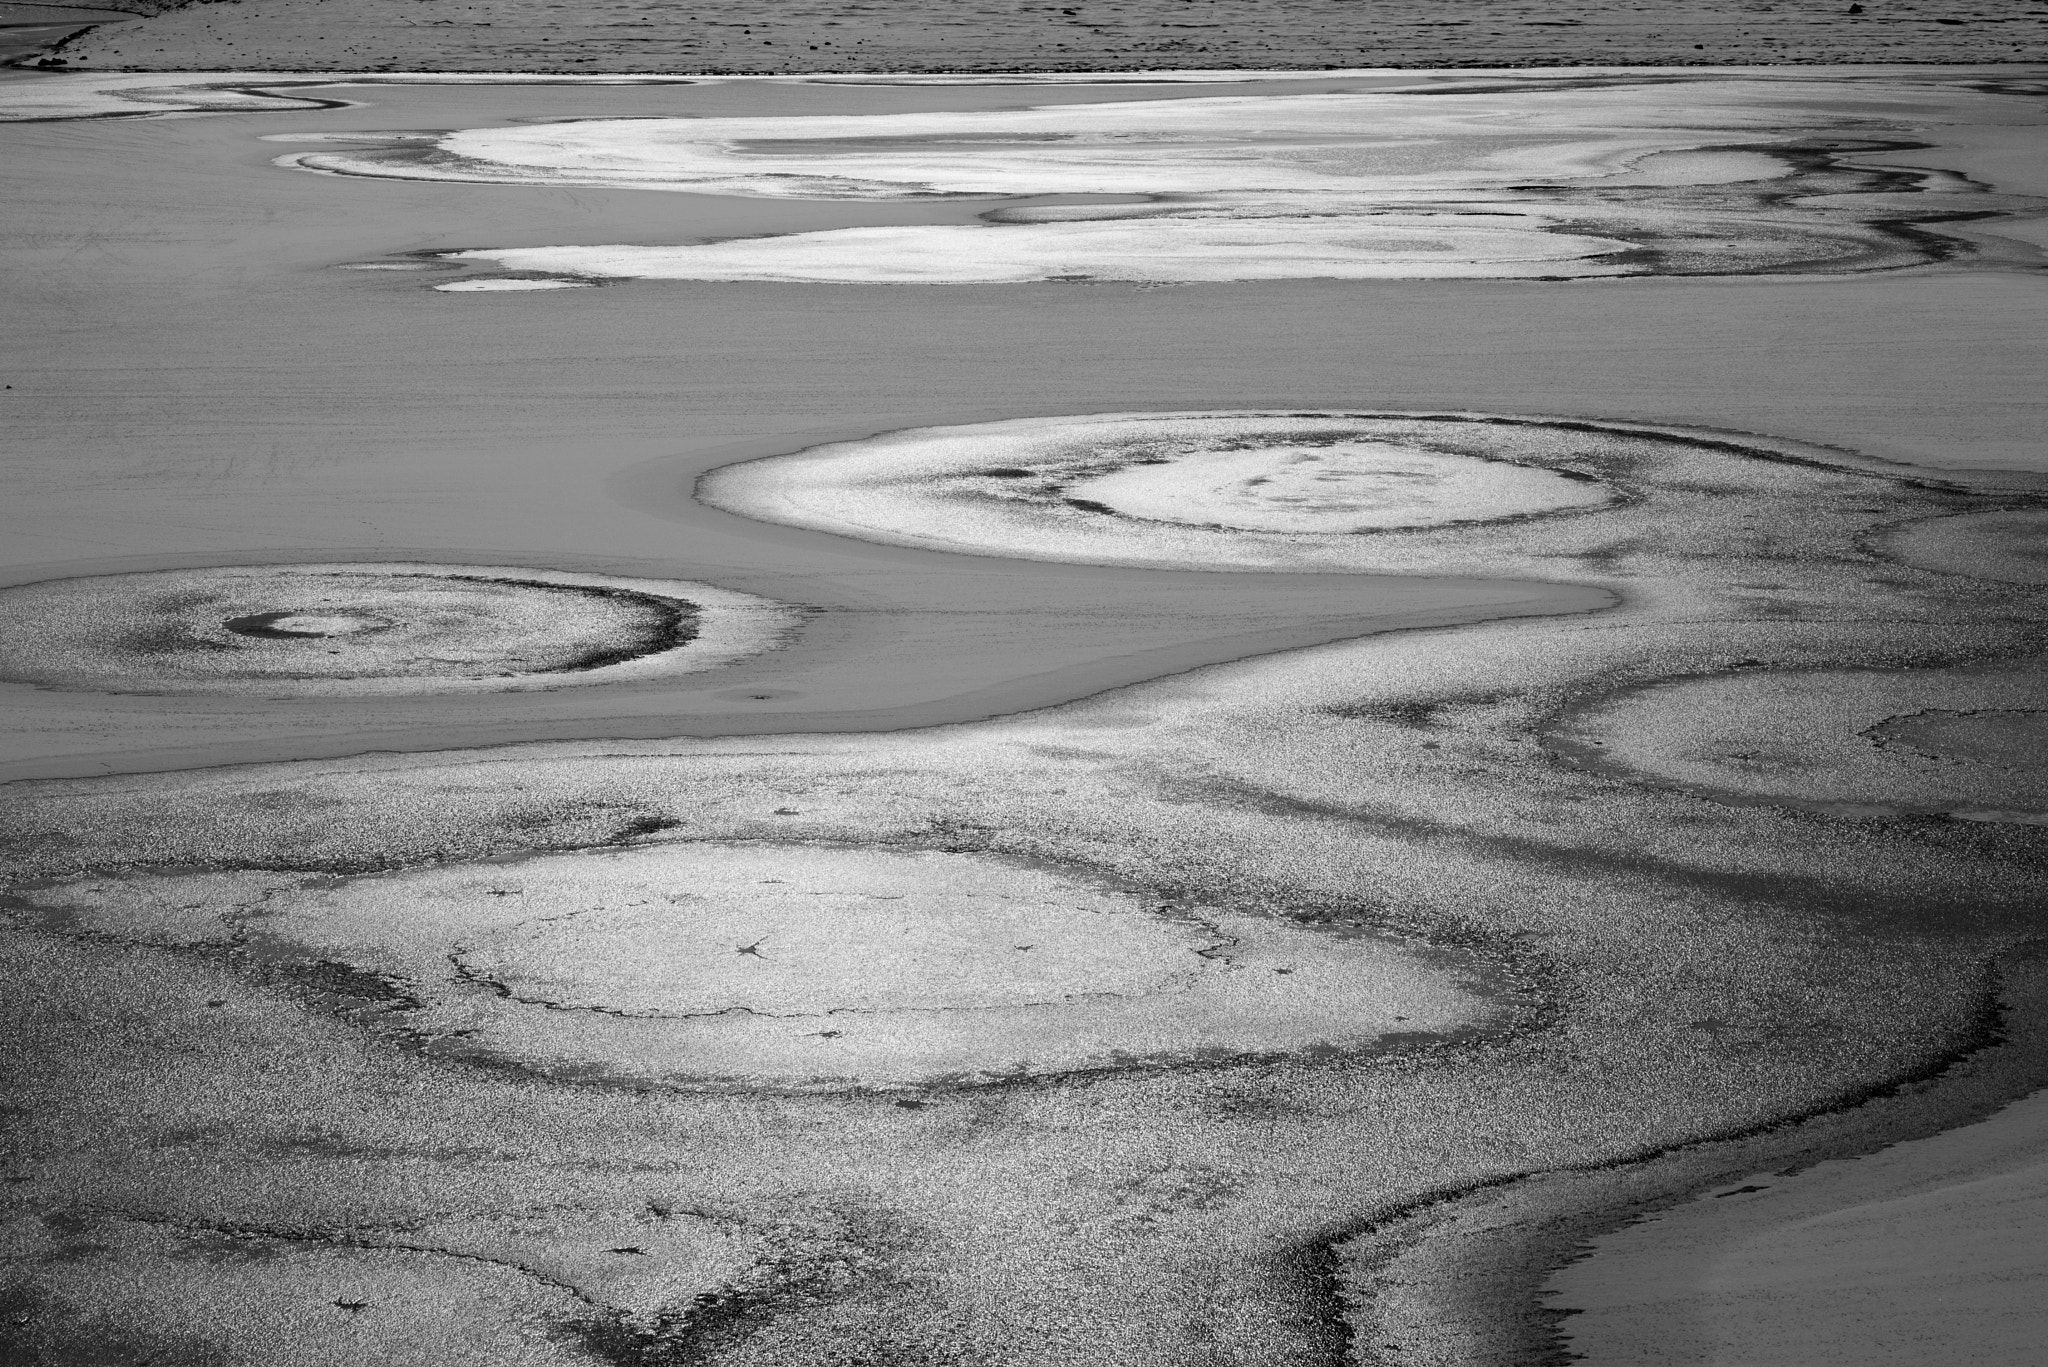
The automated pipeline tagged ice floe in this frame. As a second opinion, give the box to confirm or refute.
[0,562,797,696]
[697,410,1625,569]
[450,215,1632,283]
[434,277,596,291]
[280,76,2037,281]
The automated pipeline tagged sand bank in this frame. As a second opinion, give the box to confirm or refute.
[0,0,137,66]
[33,0,2048,75]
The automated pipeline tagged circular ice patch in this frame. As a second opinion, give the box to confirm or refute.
[1549,665,2048,823]
[0,563,795,696]
[234,841,1498,1088]
[1061,438,1607,533]
[461,892,1214,1018]
[699,411,1618,570]
[223,610,396,639]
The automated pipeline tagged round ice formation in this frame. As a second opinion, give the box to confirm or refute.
[1549,664,2048,823]
[209,842,1497,1088]
[699,411,1617,569]
[0,563,795,696]
[461,888,1210,1017]
[1061,438,1606,533]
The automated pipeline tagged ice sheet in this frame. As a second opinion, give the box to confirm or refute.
[284,76,2034,282]
[453,215,1631,283]
[33,841,1493,1088]
[304,82,1920,198]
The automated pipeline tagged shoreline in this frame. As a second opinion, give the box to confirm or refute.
[29,1,2048,78]
[1348,941,2048,1366]
[1542,992,2048,1366]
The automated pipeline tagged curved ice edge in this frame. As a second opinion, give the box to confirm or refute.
[14,833,1551,1095]
[695,408,1921,570]
[437,226,1638,285]
[0,560,806,694]
[1335,947,2036,1367]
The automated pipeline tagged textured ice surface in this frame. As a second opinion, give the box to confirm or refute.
[1550,664,2048,822]
[0,1213,609,1367]
[0,71,712,122]
[7,402,2046,1360]
[1879,509,2048,586]
[0,562,795,696]
[698,410,1623,569]
[1061,436,1610,532]
[281,77,2035,282]
[161,841,1490,1088]
[300,81,1920,199]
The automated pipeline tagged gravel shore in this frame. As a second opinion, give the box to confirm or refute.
[40,0,2048,75]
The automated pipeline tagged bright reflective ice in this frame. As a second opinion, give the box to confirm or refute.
[699,410,1633,569]
[276,75,2046,281]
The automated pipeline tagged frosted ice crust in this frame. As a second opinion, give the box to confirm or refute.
[0,563,797,696]
[1549,663,2048,823]
[21,842,1500,1089]
[699,410,1648,570]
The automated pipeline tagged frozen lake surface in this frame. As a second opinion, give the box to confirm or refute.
[2,63,2046,1367]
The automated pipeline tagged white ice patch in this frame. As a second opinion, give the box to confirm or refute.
[699,411,1619,569]
[284,75,2013,283]
[433,277,595,291]
[1062,439,1609,532]
[304,82,1870,199]
[449,215,1629,284]
[190,840,1492,1087]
